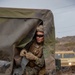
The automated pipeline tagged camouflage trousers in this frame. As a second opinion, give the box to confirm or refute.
[23,66,46,75]
[23,66,39,75]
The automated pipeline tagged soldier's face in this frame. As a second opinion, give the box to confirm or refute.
[36,31,44,43]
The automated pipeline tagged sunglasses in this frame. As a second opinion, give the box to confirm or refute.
[36,34,44,37]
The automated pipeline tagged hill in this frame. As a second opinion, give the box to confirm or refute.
[56,36,75,51]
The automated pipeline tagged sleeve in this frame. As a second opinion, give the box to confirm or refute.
[34,55,45,67]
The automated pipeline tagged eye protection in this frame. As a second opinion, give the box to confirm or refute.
[36,35,44,37]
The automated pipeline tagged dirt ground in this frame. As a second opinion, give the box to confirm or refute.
[56,66,75,75]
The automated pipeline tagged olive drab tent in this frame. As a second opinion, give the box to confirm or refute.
[0,7,55,75]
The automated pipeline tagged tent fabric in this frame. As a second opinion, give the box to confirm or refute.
[0,7,55,75]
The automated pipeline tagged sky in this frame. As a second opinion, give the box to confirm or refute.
[0,0,75,38]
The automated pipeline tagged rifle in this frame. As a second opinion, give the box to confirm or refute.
[13,57,29,75]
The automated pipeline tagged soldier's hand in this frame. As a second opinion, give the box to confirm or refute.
[20,49,27,57]
[26,52,38,60]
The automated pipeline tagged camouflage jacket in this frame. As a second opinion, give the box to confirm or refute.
[26,41,45,68]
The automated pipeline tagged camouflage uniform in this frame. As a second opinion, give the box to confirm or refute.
[22,25,46,75]
[23,41,45,75]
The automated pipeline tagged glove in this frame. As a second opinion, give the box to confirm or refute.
[26,52,38,60]
[20,49,27,56]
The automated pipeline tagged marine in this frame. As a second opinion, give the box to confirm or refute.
[20,25,46,75]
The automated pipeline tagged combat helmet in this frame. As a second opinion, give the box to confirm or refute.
[36,25,44,32]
